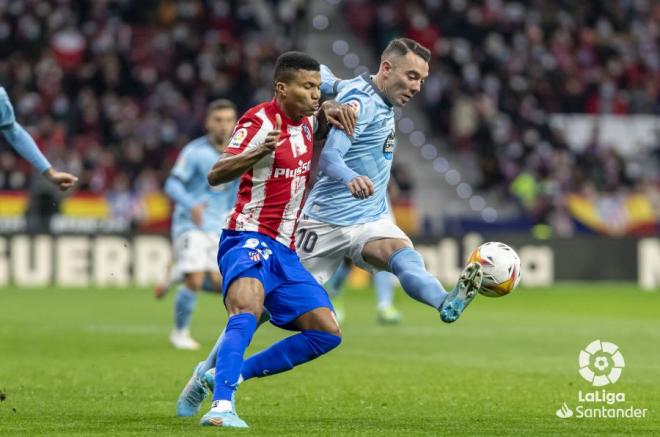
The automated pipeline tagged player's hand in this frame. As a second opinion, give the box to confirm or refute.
[322,101,356,136]
[258,114,282,156]
[347,176,374,199]
[190,203,205,227]
[44,168,78,192]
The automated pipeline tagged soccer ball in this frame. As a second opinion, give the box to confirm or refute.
[466,242,521,297]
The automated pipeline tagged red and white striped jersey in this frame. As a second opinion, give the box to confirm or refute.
[224,99,315,249]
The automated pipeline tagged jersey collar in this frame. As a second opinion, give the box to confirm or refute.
[361,73,393,108]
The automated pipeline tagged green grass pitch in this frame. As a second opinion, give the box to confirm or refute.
[1,284,659,436]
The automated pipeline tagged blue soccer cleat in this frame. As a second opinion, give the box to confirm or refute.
[440,262,483,323]
[202,367,215,390]
[200,408,248,428]
[176,361,211,417]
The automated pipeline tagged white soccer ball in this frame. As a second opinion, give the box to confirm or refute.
[466,242,521,297]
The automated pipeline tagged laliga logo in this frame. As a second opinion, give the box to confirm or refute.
[555,340,647,419]
[578,340,625,387]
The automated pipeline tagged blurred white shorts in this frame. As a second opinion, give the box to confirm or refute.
[173,230,220,275]
[296,215,411,285]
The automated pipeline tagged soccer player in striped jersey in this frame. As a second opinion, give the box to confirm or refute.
[0,87,77,190]
[190,52,354,428]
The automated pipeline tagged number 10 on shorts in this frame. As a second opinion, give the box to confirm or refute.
[297,229,318,253]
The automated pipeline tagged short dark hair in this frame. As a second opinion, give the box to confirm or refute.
[207,99,237,115]
[382,38,431,63]
[273,51,320,85]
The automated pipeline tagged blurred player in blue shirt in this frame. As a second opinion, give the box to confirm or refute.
[298,38,484,324]
[0,86,77,191]
[163,99,239,350]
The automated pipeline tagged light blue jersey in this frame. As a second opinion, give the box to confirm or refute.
[167,136,239,238]
[0,86,51,172]
[304,73,395,225]
[0,87,16,128]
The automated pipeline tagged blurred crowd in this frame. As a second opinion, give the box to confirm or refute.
[2,0,659,233]
[344,0,660,231]
[0,0,306,208]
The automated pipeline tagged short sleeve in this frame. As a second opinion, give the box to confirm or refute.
[224,111,266,156]
[0,87,16,130]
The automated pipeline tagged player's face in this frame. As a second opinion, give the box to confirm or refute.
[383,52,429,107]
[206,108,237,148]
[281,70,321,117]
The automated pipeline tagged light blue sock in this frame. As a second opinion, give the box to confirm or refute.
[174,287,198,330]
[374,271,396,309]
[326,261,351,298]
[240,330,341,382]
[388,247,448,309]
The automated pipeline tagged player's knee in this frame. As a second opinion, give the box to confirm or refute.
[320,324,342,338]
[364,238,412,269]
[325,318,342,338]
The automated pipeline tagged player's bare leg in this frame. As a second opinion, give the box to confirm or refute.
[205,270,223,293]
[362,238,482,323]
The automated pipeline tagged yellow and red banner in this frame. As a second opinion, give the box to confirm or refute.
[566,193,658,236]
[0,191,28,216]
[0,190,171,231]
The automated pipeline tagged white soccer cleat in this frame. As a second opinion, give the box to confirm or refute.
[170,329,201,350]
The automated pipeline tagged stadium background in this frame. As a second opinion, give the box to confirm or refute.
[1,1,659,435]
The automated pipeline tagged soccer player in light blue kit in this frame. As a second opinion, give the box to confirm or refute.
[297,38,483,323]
[164,99,240,350]
[0,87,77,191]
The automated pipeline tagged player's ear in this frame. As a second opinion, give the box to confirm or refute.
[380,59,393,78]
[275,81,287,98]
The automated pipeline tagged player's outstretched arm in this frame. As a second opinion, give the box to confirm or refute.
[1,123,78,192]
[1,89,77,191]
[208,114,282,186]
[318,128,374,199]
